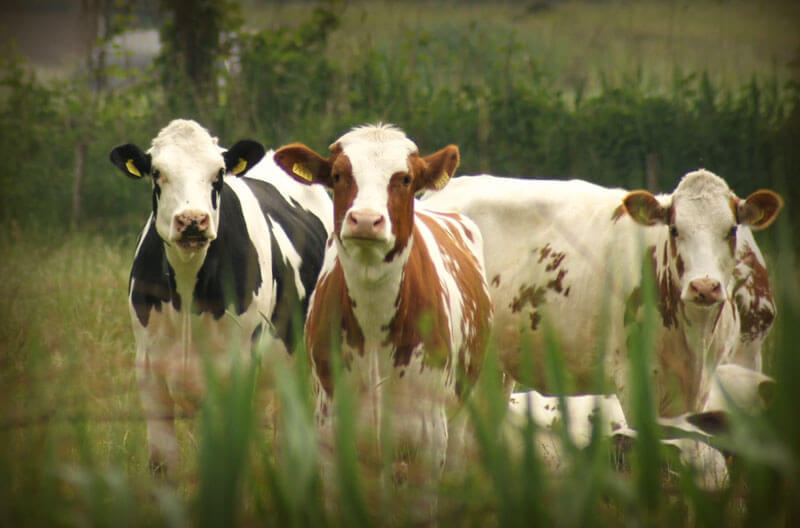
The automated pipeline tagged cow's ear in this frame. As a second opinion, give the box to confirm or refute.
[623,191,669,226]
[417,145,460,192]
[109,144,151,179]
[273,144,333,187]
[737,190,783,230]
[224,139,265,176]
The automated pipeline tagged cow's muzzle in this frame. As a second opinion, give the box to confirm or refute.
[174,211,211,250]
[687,277,723,306]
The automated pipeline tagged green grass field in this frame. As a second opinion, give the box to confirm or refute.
[0,216,798,525]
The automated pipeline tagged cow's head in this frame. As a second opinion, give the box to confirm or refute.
[273,124,459,265]
[623,169,782,307]
[110,119,264,253]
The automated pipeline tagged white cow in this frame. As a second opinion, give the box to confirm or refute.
[109,119,332,475]
[424,171,782,418]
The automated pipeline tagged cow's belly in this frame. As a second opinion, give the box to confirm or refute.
[132,302,264,411]
[490,268,633,394]
[315,343,455,448]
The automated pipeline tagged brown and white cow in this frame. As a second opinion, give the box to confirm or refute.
[423,170,781,419]
[273,124,493,517]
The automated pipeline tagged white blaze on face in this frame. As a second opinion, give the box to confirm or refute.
[148,120,226,246]
[335,125,418,261]
[669,171,738,304]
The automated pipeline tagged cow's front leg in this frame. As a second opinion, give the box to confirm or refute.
[137,358,178,477]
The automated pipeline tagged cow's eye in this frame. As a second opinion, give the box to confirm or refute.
[402,175,412,186]
[332,172,340,184]
[726,226,737,240]
[669,225,679,238]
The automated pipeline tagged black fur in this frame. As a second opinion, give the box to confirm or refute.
[129,219,180,327]
[243,178,328,351]
[192,184,262,319]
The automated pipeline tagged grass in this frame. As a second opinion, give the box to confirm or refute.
[0,214,798,526]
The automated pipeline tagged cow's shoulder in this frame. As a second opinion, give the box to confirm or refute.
[305,257,364,396]
[239,176,330,349]
[129,217,180,327]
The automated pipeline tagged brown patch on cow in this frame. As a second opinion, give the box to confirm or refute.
[305,262,365,396]
[383,169,418,262]
[637,245,680,330]
[545,250,566,272]
[511,284,547,313]
[676,254,685,278]
[668,230,677,259]
[328,153,357,239]
[564,287,570,297]
[529,312,541,331]
[734,243,776,341]
[384,222,451,373]
[655,244,681,329]
[611,204,626,223]
[415,214,492,399]
[537,244,552,263]
[547,269,567,293]
[491,274,501,287]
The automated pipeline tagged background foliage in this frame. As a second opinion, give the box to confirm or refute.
[1,0,798,235]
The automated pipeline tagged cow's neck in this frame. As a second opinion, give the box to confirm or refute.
[338,238,412,347]
[164,243,207,302]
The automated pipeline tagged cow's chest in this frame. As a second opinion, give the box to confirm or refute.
[131,299,264,408]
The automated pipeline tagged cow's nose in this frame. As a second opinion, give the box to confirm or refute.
[345,209,386,239]
[174,211,210,234]
[689,278,723,305]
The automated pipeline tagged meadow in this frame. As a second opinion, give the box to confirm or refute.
[1,0,799,525]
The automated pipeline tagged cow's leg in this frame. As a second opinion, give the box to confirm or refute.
[137,361,178,477]
[395,404,447,525]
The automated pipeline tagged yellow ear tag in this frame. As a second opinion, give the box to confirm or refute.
[292,163,314,182]
[231,158,247,175]
[125,159,142,178]
[432,171,451,190]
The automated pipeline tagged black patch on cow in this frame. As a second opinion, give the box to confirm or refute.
[129,219,180,327]
[243,178,328,352]
[193,183,262,318]
[152,181,161,218]
[211,170,222,210]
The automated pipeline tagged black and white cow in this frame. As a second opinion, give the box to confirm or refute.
[109,119,332,474]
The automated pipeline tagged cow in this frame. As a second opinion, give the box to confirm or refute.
[109,119,332,475]
[272,124,493,519]
[422,171,782,419]
[506,361,774,490]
